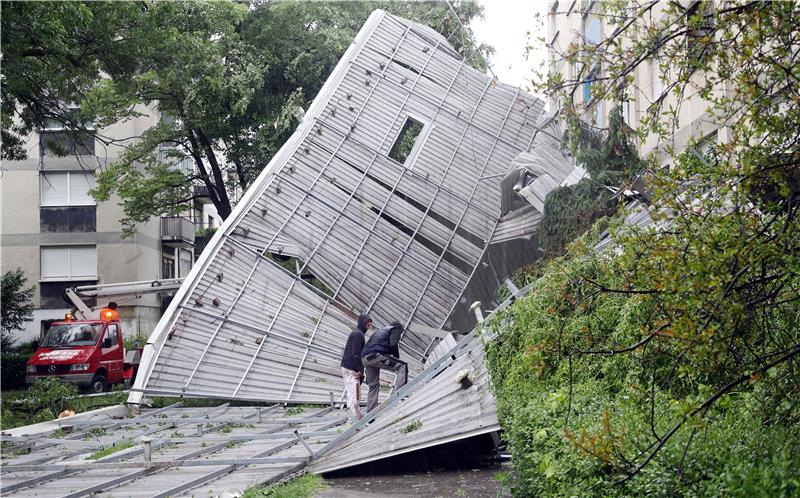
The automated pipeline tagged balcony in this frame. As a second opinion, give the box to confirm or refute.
[161,216,195,247]
[193,184,213,204]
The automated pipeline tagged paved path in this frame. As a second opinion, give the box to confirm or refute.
[316,465,511,498]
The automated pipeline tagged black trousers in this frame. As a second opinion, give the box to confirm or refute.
[362,353,408,412]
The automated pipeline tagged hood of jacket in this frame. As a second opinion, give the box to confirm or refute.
[356,313,372,333]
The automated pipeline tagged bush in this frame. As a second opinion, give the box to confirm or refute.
[123,335,148,350]
[23,377,79,417]
[1,352,29,391]
[485,229,800,497]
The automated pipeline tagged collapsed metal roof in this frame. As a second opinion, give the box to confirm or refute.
[129,9,555,405]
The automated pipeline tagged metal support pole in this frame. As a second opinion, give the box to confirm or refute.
[469,301,484,323]
[293,430,315,458]
[141,437,152,463]
[504,278,519,296]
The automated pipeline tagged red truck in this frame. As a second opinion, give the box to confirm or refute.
[24,279,182,393]
[25,315,142,393]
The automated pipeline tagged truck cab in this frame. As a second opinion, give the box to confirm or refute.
[25,317,134,393]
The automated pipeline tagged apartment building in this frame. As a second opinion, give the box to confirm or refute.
[547,0,726,160]
[0,105,218,345]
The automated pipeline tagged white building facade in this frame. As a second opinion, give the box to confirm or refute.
[0,105,219,345]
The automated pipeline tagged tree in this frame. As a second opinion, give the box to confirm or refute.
[486,1,800,494]
[1,268,35,349]
[538,106,643,257]
[1,1,488,236]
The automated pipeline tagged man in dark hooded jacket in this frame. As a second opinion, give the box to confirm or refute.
[361,321,407,413]
[340,314,371,421]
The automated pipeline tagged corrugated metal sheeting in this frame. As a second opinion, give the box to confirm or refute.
[130,10,545,405]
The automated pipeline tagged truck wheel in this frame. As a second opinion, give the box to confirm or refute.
[89,375,107,394]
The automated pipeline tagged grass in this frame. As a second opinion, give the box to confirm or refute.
[241,474,326,498]
[0,445,32,459]
[285,406,305,416]
[400,419,422,433]
[88,441,134,460]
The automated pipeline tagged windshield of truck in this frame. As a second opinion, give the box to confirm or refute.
[41,323,102,348]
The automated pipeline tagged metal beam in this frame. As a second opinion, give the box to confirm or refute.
[3,457,310,472]
[60,469,147,498]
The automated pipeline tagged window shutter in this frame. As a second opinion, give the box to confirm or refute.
[41,247,70,279]
[70,246,97,279]
[69,172,96,205]
[41,172,69,206]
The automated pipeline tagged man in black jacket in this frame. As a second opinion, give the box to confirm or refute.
[361,321,407,413]
[340,314,372,421]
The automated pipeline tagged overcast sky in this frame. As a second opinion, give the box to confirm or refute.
[471,0,549,93]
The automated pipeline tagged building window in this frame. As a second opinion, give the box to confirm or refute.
[40,131,95,156]
[40,246,97,281]
[158,145,194,175]
[40,171,96,206]
[40,111,96,157]
[583,73,593,103]
[651,53,664,101]
[179,249,192,278]
[162,254,176,279]
[388,116,427,167]
[105,324,119,347]
[594,100,604,128]
[583,62,600,105]
[549,30,560,49]
[581,9,602,108]
[583,14,601,46]
[622,99,633,126]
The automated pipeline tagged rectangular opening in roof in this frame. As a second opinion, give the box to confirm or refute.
[388,116,425,166]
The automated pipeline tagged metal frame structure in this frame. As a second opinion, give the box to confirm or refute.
[1,404,347,497]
